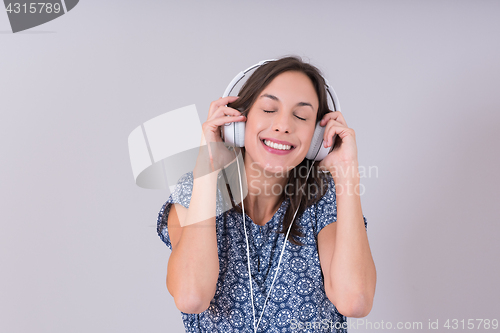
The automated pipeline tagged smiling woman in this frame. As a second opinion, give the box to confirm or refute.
[227,61,335,243]
[157,56,376,333]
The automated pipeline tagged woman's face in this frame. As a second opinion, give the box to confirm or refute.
[244,70,319,174]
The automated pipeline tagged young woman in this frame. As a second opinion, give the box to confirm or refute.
[157,56,376,332]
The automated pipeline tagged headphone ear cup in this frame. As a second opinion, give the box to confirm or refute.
[306,122,333,161]
[223,120,245,147]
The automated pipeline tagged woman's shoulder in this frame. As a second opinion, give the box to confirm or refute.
[317,172,336,204]
[169,170,237,218]
[297,172,337,237]
[307,171,368,231]
[303,171,336,211]
[169,171,194,208]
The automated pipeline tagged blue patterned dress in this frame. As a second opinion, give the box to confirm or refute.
[157,171,367,333]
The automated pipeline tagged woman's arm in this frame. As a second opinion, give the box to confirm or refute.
[166,170,220,314]
[316,111,376,317]
[165,95,245,314]
[317,164,376,318]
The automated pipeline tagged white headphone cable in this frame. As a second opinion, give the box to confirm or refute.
[233,148,257,332]
[254,160,315,332]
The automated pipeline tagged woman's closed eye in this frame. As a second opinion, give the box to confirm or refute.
[263,110,307,121]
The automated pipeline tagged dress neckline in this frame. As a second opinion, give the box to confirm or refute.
[237,197,289,230]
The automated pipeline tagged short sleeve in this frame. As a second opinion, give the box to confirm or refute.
[313,174,368,237]
[156,172,194,250]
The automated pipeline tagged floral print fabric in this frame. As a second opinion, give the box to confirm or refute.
[157,171,367,332]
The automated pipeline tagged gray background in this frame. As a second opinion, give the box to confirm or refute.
[1,1,499,332]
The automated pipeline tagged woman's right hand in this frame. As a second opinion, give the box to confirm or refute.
[195,96,246,176]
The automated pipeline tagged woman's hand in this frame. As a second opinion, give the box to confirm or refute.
[195,96,246,177]
[317,111,359,180]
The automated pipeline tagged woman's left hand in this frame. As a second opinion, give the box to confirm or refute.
[317,111,359,175]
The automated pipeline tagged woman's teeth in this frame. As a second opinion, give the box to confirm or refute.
[263,139,292,151]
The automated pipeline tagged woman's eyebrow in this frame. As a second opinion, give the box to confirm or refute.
[260,93,280,102]
[259,94,314,111]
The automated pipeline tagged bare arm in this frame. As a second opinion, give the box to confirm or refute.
[318,167,376,317]
[166,170,220,314]
[316,110,377,317]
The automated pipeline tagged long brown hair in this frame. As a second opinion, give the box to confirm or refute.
[226,56,332,245]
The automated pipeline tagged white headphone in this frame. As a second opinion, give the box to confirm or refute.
[222,59,341,161]
[222,59,341,332]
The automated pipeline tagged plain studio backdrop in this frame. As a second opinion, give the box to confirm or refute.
[1,1,499,332]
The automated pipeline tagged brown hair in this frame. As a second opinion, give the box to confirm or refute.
[226,56,332,245]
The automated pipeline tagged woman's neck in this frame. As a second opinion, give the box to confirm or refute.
[241,156,289,226]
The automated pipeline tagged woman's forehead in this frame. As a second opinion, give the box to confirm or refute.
[258,72,319,107]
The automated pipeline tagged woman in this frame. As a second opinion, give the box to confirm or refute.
[157,56,376,332]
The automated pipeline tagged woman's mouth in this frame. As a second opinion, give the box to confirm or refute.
[261,139,295,155]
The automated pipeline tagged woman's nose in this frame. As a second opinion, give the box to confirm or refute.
[272,112,291,133]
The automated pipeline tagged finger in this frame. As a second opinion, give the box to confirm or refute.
[324,125,354,147]
[210,114,246,128]
[323,124,340,148]
[208,96,240,118]
[322,119,345,145]
[319,111,347,127]
[319,111,345,126]
[211,105,243,120]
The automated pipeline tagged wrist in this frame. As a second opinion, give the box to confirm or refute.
[327,160,360,182]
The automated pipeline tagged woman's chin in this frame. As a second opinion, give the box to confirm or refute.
[251,160,292,177]
[263,162,285,174]
[244,149,300,176]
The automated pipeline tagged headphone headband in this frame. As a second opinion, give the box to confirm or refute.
[222,58,341,112]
